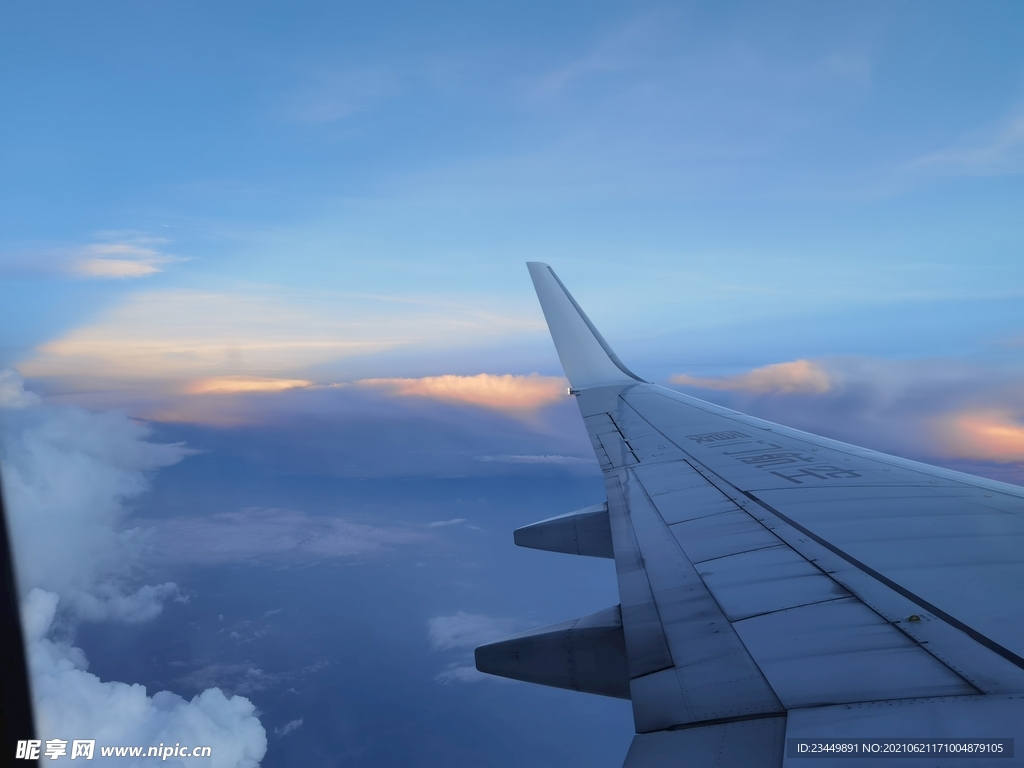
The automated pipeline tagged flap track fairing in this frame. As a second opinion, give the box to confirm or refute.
[474,605,630,699]
[513,502,613,559]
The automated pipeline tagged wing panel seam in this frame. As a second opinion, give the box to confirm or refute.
[743,489,1024,676]
[617,394,989,691]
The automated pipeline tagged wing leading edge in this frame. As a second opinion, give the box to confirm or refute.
[475,263,1024,767]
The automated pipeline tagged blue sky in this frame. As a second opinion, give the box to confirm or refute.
[2,2,1024,766]
[3,1,1024,366]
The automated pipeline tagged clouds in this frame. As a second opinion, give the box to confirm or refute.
[71,583,183,625]
[23,589,267,767]
[21,291,394,383]
[474,454,596,466]
[671,360,832,395]
[68,378,595,480]
[185,376,314,395]
[0,368,41,408]
[429,612,521,685]
[73,236,182,280]
[177,663,280,698]
[1,370,267,764]
[670,357,1024,476]
[530,12,667,98]
[428,612,519,652]
[143,508,427,566]
[0,370,191,621]
[274,719,303,738]
[357,373,566,413]
[20,290,543,389]
[911,113,1024,178]
[395,8,885,208]
[286,66,400,123]
[124,372,568,432]
[936,410,1024,463]
[0,234,184,282]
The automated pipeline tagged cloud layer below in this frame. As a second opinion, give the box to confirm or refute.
[671,357,1024,472]
[0,371,191,621]
[671,359,831,394]
[24,589,266,767]
[357,373,566,412]
[428,611,522,685]
[185,376,314,395]
[938,410,1024,463]
[143,508,427,567]
[1,370,268,764]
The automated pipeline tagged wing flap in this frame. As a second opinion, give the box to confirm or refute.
[609,473,785,730]
[735,597,974,707]
[618,385,1024,675]
[698,545,848,621]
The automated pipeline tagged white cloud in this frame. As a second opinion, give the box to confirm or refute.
[427,612,519,651]
[274,719,304,737]
[671,359,832,395]
[185,376,313,395]
[177,664,279,697]
[0,368,41,408]
[71,583,184,624]
[287,66,400,123]
[434,663,491,685]
[0,370,191,621]
[531,15,658,97]
[23,589,267,767]
[356,373,566,412]
[679,356,1024,483]
[72,236,182,280]
[936,410,1024,463]
[427,518,467,528]
[428,612,521,686]
[0,234,185,281]
[20,291,542,387]
[911,113,1024,177]
[2,370,267,764]
[144,508,426,566]
[76,258,162,279]
[474,454,596,465]
[177,658,330,701]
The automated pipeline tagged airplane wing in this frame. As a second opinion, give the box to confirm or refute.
[475,263,1024,767]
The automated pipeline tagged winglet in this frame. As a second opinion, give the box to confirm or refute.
[527,262,645,390]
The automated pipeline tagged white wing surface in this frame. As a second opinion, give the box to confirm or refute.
[476,264,1024,767]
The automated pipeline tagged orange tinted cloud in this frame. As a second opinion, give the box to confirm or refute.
[76,259,164,278]
[937,410,1024,463]
[72,239,179,279]
[671,359,831,395]
[357,373,566,411]
[20,289,541,385]
[186,376,313,395]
